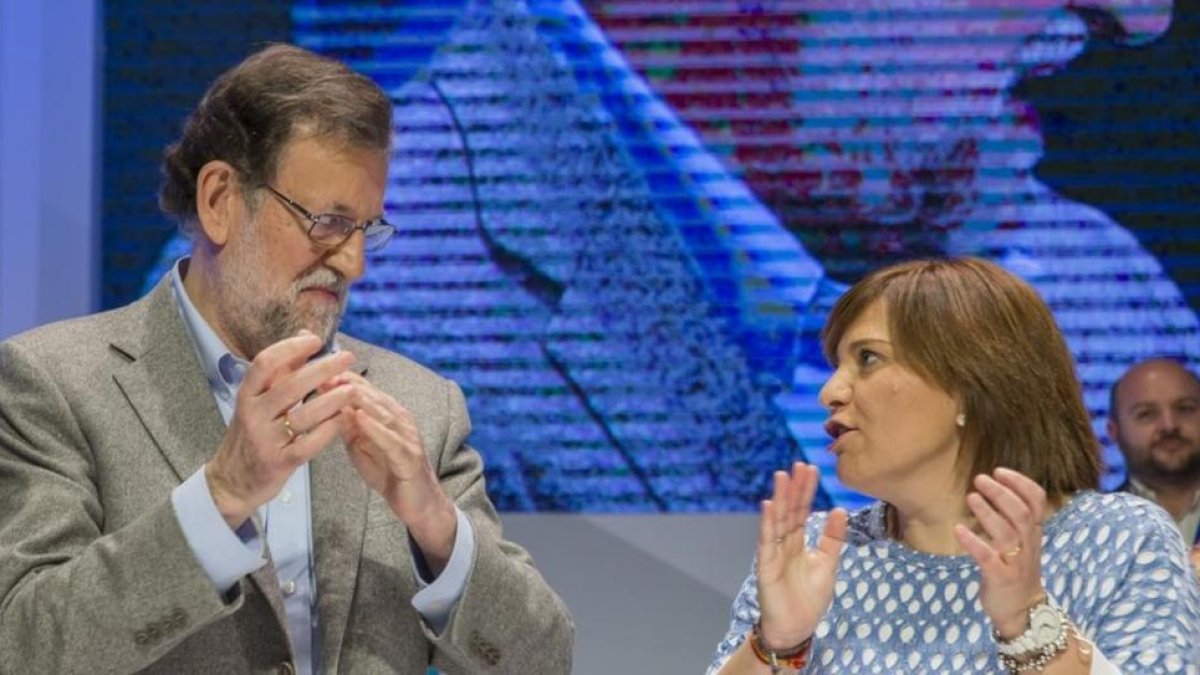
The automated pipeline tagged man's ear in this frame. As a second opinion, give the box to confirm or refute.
[1106,417,1120,444]
[195,160,242,247]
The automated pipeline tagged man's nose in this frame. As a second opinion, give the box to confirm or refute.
[1160,409,1181,433]
[325,229,366,282]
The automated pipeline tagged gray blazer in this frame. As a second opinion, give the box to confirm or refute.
[0,278,572,674]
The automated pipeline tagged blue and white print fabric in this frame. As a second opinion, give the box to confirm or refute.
[710,492,1200,674]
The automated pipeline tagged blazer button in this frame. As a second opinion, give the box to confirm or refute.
[276,661,296,675]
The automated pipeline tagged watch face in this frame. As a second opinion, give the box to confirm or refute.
[1030,604,1062,643]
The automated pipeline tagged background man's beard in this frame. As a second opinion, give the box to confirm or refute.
[1128,439,1200,489]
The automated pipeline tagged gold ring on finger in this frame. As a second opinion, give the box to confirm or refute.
[282,416,298,444]
[1000,544,1022,562]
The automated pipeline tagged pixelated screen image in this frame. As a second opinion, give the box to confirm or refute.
[110,0,1200,512]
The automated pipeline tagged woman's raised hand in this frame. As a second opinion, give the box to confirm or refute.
[953,467,1050,639]
[755,462,849,650]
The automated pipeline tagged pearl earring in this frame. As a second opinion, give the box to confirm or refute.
[955,413,966,428]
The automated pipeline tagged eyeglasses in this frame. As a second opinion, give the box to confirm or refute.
[263,185,396,251]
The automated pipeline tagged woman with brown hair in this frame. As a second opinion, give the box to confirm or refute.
[709,258,1199,674]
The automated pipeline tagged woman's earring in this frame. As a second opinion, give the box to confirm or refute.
[955,413,966,428]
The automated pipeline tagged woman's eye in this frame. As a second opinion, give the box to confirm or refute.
[858,349,879,366]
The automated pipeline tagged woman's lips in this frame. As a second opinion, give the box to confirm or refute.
[824,420,857,454]
[829,429,857,454]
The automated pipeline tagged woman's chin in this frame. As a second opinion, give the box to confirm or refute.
[833,458,862,492]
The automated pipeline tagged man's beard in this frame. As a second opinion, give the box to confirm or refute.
[1125,433,1200,490]
[218,229,349,359]
[256,266,347,351]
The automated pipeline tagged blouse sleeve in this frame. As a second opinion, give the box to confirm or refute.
[707,562,761,675]
[1081,508,1200,673]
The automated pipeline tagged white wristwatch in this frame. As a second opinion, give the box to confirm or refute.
[994,597,1070,672]
[996,599,1066,656]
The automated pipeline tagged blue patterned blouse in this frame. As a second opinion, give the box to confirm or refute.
[709,492,1200,674]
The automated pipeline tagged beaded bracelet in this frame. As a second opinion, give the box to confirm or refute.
[748,622,811,673]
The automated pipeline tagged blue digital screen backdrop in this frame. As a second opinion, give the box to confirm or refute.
[105,0,1200,512]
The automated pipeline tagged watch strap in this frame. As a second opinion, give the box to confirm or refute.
[993,596,1070,672]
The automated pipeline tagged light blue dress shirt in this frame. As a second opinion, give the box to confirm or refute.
[166,259,475,674]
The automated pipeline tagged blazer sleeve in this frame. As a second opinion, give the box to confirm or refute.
[422,376,574,674]
[0,340,245,674]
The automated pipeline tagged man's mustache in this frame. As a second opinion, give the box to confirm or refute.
[294,268,347,299]
[1152,431,1193,448]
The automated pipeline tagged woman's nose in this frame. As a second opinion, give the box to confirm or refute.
[819,369,850,410]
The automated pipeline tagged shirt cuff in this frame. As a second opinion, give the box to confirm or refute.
[171,466,267,594]
[411,506,476,634]
[1088,645,1120,675]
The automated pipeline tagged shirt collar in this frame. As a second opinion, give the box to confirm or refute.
[1127,477,1156,502]
[168,257,342,394]
[169,258,247,395]
[1128,477,1200,513]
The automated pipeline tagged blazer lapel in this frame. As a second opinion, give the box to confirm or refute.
[111,277,294,649]
[111,279,224,484]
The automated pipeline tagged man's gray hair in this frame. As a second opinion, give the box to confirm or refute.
[158,43,392,233]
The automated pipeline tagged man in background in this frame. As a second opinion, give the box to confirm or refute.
[0,44,571,674]
[1109,357,1200,571]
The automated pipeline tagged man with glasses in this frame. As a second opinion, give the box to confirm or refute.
[0,44,572,674]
